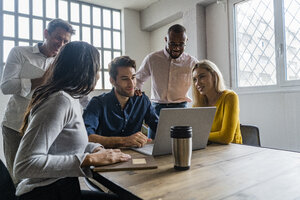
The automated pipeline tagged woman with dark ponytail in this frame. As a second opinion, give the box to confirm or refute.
[14,41,130,200]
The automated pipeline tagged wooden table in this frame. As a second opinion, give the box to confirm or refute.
[92,144,300,200]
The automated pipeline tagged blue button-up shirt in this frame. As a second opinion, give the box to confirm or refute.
[83,88,158,137]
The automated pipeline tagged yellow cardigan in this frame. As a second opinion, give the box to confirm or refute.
[209,90,242,144]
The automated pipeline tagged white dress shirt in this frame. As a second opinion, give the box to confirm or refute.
[1,43,54,132]
[136,48,198,104]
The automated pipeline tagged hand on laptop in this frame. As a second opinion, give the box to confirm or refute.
[124,131,149,148]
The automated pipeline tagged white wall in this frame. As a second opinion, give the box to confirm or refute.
[140,0,215,31]
[238,92,300,151]
[206,3,231,87]
[122,8,150,66]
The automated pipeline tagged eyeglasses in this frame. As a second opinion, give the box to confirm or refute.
[168,42,186,48]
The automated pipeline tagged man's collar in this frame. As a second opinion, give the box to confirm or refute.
[163,48,170,58]
[109,87,134,106]
[32,43,43,54]
[109,88,118,102]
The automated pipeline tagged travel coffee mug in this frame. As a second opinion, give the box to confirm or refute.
[170,126,192,170]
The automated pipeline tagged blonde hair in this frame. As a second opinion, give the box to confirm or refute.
[192,59,226,107]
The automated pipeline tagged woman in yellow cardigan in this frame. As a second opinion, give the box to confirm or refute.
[192,60,242,144]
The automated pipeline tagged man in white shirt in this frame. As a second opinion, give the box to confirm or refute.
[1,19,74,184]
[136,24,198,138]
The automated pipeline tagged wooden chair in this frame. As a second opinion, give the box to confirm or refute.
[240,124,261,147]
[0,159,17,200]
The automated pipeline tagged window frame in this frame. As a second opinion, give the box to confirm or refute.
[0,0,122,90]
[228,0,300,93]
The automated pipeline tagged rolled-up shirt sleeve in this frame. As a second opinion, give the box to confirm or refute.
[136,55,151,90]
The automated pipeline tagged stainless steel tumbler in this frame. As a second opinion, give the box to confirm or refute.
[170,126,192,170]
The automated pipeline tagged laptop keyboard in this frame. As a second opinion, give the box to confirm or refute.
[131,144,154,155]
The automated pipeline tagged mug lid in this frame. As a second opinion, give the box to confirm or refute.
[170,126,192,138]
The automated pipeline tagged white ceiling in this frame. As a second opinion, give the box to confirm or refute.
[79,0,159,10]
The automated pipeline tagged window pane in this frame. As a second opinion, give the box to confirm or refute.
[33,19,44,41]
[113,51,121,58]
[7,2,122,91]
[18,17,30,39]
[72,25,80,41]
[103,50,111,69]
[82,5,91,24]
[71,2,79,22]
[103,9,111,28]
[3,40,15,62]
[95,71,102,89]
[113,31,121,49]
[284,0,300,81]
[3,14,15,37]
[18,0,29,14]
[103,30,111,48]
[93,7,101,26]
[3,0,14,12]
[46,20,51,28]
[82,26,91,44]
[235,0,276,87]
[113,11,120,30]
[98,49,102,68]
[93,28,101,47]
[46,0,56,18]
[18,41,30,46]
[104,71,112,89]
[59,0,68,21]
[33,0,43,17]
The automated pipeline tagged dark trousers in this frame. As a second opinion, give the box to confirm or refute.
[148,102,187,139]
[19,177,119,200]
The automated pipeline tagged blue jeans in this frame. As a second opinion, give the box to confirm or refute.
[148,102,187,139]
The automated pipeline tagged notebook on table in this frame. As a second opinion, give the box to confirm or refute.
[93,155,157,172]
[131,107,216,156]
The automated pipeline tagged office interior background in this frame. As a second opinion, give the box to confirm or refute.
[1,0,300,162]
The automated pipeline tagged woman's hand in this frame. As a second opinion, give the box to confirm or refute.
[81,149,131,167]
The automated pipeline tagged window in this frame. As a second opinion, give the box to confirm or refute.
[230,0,300,90]
[0,0,122,90]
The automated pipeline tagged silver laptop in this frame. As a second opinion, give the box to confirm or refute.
[132,107,216,156]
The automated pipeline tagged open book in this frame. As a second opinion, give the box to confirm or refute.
[93,155,157,172]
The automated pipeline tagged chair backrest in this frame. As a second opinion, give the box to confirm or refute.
[0,159,17,200]
[84,177,105,192]
[240,124,261,147]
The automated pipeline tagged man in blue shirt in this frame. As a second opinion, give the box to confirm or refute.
[83,56,158,148]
